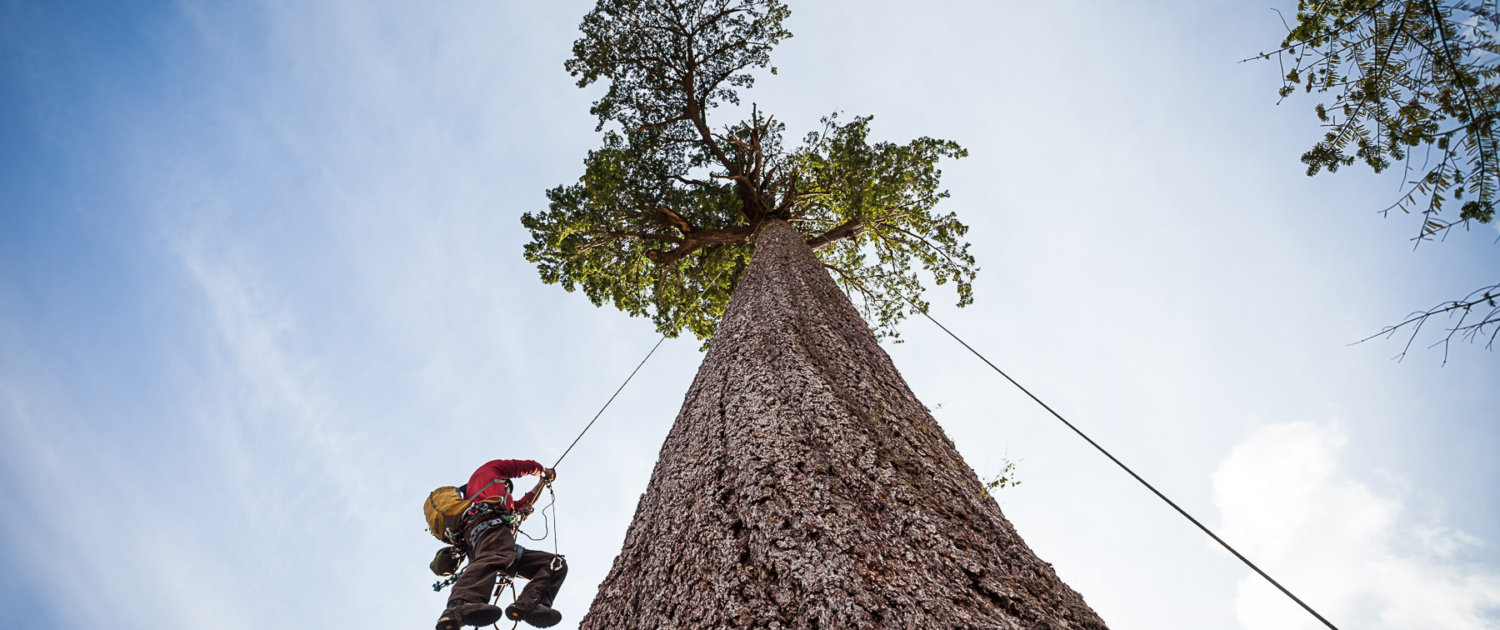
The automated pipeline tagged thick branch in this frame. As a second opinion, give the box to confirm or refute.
[659,205,695,234]
[644,225,755,266]
[805,218,864,251]
[689,103,735,176]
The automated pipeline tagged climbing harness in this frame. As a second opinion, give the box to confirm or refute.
[909,302,1342,630]
[466,515,518,548]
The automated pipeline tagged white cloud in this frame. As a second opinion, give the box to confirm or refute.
[1213,422,1500,630]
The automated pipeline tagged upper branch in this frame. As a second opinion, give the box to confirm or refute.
[806,218,864,250]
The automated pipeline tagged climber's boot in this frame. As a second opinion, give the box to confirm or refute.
[505,598,562,628]
[435,602,462,630]
[437,600,503,629]
[525,603,562,628]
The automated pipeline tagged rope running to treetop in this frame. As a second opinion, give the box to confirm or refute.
[909,303,1342,630]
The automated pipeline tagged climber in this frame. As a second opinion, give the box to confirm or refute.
[431,459,566,630]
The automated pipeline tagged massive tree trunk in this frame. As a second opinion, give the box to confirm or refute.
[581,220,1108,629]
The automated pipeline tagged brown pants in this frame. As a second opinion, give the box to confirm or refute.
[450,520,567,609]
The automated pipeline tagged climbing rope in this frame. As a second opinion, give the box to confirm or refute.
[551,268,730,469]
[550,335,667,469]
[489,573,519,630]
[911,305,1342,630]
[516,486,556,543]
[547,485,560,562]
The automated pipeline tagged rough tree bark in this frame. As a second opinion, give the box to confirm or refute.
[581,220,1108,630]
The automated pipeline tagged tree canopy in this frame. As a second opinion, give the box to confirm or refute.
[523,0,974,343]
[1258,0,1499,358]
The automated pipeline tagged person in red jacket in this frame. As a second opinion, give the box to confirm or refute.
[437,459,566,630]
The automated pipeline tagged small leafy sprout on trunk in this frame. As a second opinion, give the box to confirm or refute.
[980,458,1022,498]
[523,0,976,344]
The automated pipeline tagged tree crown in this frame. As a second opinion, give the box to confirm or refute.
[524,0,975,343]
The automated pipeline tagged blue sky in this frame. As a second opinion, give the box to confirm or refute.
[2,1,1497,629]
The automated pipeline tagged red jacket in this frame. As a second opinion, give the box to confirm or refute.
[462,459,545,513]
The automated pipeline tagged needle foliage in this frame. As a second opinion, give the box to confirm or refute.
[1258,0,1500,358]
[523,0,974,343]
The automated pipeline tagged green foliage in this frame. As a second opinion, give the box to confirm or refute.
[523,130,747,342]
[567,0,791,143]
[525,0,976,342]
[1262,0,1500,235]
[979,458,1022,498]
[1258,0,1500,357]
[799,115,974,338]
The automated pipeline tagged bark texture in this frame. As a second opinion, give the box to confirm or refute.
[581,220,1108,630]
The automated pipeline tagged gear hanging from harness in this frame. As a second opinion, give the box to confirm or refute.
[429,477,562,591]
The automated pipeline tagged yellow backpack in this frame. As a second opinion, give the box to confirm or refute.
[425,478,515,544]
[424,486,471,543]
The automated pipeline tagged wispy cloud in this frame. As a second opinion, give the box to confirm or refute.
[0,342,258,630]
[175,234,370,510]
[1214,422,1500,630]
